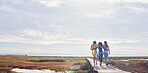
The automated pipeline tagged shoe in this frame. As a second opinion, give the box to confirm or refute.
[106,63,108,66]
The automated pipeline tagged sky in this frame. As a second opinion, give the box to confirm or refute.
[0,0,148,56]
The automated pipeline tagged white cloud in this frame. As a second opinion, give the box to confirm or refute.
[9,0,24,4]
[21,29,69,40]
[96,0,121,4]
[96,0,148,3]
[0,5,17,12]
[0,0,148,56]
[22,29,44,38]
[110,45,148,55]
[109,39,140,44]
[0,34,59,45]
[32,0,64,7]
[125,0,148,3]
[0,28,90,45]
[0,35,86,45]
[75,0,148,4]
[86,9,113,19]
[0,4,38,18]
[126,5,148,14]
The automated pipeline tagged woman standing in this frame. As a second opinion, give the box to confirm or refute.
[91,41,98,66]
[98,42,103,66]
[103,41,110,66]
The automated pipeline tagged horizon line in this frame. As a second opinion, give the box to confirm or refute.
[1,54,148,57]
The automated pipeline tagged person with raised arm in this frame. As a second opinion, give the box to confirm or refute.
[98,42,103,66]
[91,41,98,66]
[103,41,110,66]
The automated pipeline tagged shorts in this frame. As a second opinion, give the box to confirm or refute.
[92,49,97,57]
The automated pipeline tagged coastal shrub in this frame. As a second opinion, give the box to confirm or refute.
[72,63,83,66]
[109,60,148,73]
[80,63,89,70]
[26,59,65,62]
[0,64,5,67]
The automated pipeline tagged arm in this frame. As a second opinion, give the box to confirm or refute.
[102,45,104,49]
[108,45,110,54]
[97,44,99,48]
[90,45,92,50]
[98,44,103,48]
[100,45,103,48]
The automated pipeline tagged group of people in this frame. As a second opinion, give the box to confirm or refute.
[90,41,110,66]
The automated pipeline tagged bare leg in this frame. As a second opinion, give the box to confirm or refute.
[100,56,102,66]
[99,56,101,61]
[95,57,97,65]
[93,57,95,66]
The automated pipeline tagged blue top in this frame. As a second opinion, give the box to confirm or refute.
[99,46,102,51]
[98,42,103,52]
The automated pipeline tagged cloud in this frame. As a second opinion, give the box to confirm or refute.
[32,0,64,7]
[109,39,141,44]
[8,0,24,4]
[72,0,148,4]
[0,5,17,12]
[0,4,38,18]
[126,5,148,14]
[96,0,148,4]
[86,9,113,19]
[0,28,90,45]
[0,0,148,56]
[22,29,46,39]
[125,0,148,3]
[21,28,69,40]
[110,45,148,56]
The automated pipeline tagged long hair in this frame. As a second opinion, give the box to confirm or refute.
[98,42,102,47]
[104,41,108,48]
[93,41,96,45]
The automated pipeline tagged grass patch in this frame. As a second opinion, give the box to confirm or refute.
[0,55,87,71]
[109,60,148,73]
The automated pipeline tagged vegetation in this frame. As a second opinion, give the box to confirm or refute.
[108,57,148,73]
[0,55,87,72]
[0,55,148,73]
[109,56,148,60]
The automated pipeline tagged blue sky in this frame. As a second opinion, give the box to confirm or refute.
[0,0,148,56]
